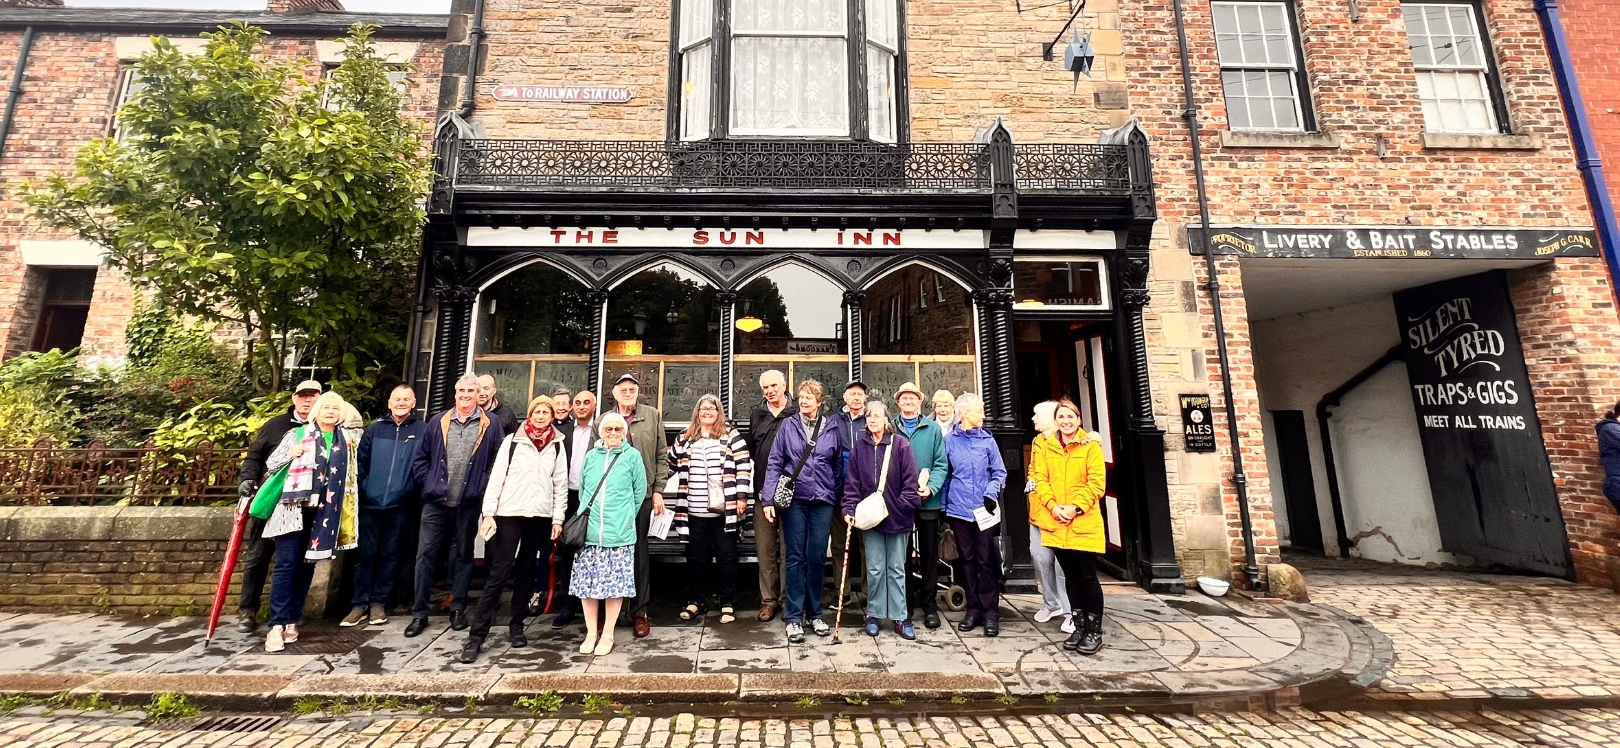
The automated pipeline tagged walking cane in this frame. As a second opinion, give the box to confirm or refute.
[831,520,854,645]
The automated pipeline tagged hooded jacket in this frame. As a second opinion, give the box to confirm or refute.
[748,399,792,494]
[895,414,948,511]
[1027,431,1107,552]
[483,427,570,520]
[942,424,1008,522]
[579,441,648,547]
[1599,418,1620,511]
[357,412,426,510]
[410,408,506,508]
[761,412,841,506]
[841,430,922,535]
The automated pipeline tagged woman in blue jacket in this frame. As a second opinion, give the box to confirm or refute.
[943,393,1008,636]
[1599,402,1620,513]
[761,379,842,644]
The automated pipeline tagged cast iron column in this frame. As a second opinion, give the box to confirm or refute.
[585,289,608,400]
[843,290,866,384]
[427,283,478,414]
[716,290,738,419]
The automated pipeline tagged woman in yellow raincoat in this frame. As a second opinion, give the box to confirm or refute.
[1027,397,1107,655]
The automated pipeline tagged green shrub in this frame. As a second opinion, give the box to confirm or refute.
[0,383,80,449]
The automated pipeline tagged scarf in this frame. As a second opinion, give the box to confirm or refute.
[305,429,349,560]
[525,420,557,451]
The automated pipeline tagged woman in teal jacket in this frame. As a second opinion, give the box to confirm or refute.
[893,382,949,629]
[571,411,647,656]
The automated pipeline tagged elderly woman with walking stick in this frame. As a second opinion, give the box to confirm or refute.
[841,401,922,640]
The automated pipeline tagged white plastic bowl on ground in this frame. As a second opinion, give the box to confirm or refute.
[1196,576,1231,596]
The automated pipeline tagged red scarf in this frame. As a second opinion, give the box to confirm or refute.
[525,420,556,451]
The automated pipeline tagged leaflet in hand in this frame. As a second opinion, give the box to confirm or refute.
[648,509,674,540]
[973,505,1000,531]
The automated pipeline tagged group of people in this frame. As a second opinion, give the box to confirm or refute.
[230,366,1111,661]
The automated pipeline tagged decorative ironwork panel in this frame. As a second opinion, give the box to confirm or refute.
[0,441,243,506]
[458,140,995,191]
[1014,144,1133,193]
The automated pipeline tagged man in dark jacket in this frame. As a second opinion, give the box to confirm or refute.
[827,380,869,585]
[747,369,791,622]
[233,379,322,633]
[342,384,427,628]
[605,372,670,639]
[404,374,506,637]
[476,373,521,434]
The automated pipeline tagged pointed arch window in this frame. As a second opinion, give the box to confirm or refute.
[671,0,908,142]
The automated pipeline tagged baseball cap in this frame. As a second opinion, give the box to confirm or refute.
[844,380,868,392]
[293,379,323,395]
[614,372,639,386]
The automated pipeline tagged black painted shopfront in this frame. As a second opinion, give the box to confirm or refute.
[410,115,1185,592]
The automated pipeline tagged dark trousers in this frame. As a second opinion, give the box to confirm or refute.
[948,517,1002,618]
[237,515,275,614]
[392,501,422,610]
[412,501,480,617]
[1052,548,1105,617]
[268,509,317,626]
[469,516,552,642]
[684,515,738,607]
[542,489,582,615]
[631,495,653,617]
[909,510,942,616]
[351,506,407,608]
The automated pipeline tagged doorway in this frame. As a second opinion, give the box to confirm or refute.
[1269,410,1324,553]
[1013,319,1130,580]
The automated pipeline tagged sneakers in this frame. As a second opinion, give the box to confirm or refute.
[1060,615,1076,634]
[264,625,285,653]
[340,607,367,628]
[785,621,806,644]
[896,620,916,641]
[368,604,389,626]
[864,616,881,637]
[235,610,259,634]
[284,623,299,643]
[459,640,481,664]
[1033,605,1056,624]
[811,618,831,637]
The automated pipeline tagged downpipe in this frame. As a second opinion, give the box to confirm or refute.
[1534,0,1620,279]
[0,27,36,165]
[1173,0,1261,588]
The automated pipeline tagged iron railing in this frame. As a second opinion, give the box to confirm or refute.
[0,439,243,506]
[1014,143,1134,192]
[456,139,1004,191]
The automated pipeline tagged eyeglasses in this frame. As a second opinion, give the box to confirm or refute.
[602,426,626,433]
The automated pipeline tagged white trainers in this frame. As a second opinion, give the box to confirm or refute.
[785,622,805,644]
[265,625,286,653]
[1060,615,1076,634]
[284,623,299,643]
[811,619,831,637]
[1033,606,1056,623]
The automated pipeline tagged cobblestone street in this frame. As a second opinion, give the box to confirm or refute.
[4,708,1620,748]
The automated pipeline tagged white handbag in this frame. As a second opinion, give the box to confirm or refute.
[853,439,895,531]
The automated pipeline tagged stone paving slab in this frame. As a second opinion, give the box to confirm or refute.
[0,672,96,695]
[72,673,294,710]
[736,671,1004,700]
[489,673,740,702]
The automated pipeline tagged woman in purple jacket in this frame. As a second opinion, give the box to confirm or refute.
[841,401,922,640]
[761,379,842,644]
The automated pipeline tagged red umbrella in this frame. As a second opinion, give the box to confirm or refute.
[205,502,250,642]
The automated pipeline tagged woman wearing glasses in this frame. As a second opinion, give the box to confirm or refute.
[666,394,752,624]
[570,411,647,656]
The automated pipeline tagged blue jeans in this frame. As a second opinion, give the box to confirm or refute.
[412,501,480,617]
[351,506,407,608]
[862,530,909,622]
[268,509,317,626]
[781,499,834,624]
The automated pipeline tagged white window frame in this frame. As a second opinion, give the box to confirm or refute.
[1211,0,1311,132]
[1402,1,1503,134]
[112,67,142,141]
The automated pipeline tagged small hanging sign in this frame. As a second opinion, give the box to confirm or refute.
[493,85,634,103]
[1179,394,1216,452]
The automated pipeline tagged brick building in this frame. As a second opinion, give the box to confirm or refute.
[416,0,1616,589]
[0,0,448,367]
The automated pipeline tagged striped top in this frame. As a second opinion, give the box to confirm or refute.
[685,437,725,516]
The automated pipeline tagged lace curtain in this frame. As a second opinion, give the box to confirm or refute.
[730,0,849,135]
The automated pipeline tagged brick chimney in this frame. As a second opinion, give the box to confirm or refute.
[0,1,67,7]
[267,0,345,12]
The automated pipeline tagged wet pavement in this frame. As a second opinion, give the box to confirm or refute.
[0,586,1377,703]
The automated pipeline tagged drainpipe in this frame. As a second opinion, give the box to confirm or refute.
[1173,0,1261,588]
[0,27,36,166]
[1535,0,1620,279]
[458,0,485,118]
[1314,344,1403,558]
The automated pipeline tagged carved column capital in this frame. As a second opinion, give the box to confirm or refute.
[715,290,739,306]
[842,290,867,308]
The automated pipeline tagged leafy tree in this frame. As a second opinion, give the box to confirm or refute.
[25,22,429,394]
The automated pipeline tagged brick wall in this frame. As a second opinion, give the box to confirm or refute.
[1559,0,1620,211]
[0,24,446,363]
[0,507,236,616]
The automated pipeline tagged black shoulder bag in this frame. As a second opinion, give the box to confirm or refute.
[771,417,823,511]
[562,450,623,550]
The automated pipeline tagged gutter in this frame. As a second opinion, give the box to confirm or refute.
[1535,0,1620,280]
[0,26,34,167]
[1173,0,1261,588]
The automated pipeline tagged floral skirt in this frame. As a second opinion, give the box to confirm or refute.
[570,544,637,600]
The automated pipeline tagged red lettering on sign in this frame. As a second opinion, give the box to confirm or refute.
[854,232,873,246]
[575,230,593,243]
[693,231,710,245]
[550,230,566,243]
[746,231,765,245]
[602,230,619,244]
[719,231,737,245]
[883,232,901,246]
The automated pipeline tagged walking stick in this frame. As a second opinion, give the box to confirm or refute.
[831,520,854,645]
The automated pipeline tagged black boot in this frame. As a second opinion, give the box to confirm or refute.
[1076,613,1104,656]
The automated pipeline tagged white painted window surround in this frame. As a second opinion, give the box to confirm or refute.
[19,240,107,268]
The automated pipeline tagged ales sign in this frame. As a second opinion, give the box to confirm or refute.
[1179,394,1215,452]
[1393,271,1569,576]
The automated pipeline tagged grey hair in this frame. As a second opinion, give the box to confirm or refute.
[760,369,786,387]
[864,400,892,433]
[455,373,480,390]
[599,411,630,435]
[955,392,986,429]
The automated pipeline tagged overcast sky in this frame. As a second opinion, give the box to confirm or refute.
[69,0,452,12]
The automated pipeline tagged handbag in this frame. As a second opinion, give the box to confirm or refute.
[939,526,960,562]
[771,417,823,511]
[853,438,894,531]
[562,451,623,550]
[247,426,304,520]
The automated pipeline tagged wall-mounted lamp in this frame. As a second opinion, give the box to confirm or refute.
[735,316,765,333]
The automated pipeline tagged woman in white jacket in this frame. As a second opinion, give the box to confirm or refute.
[460,396,569,663]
